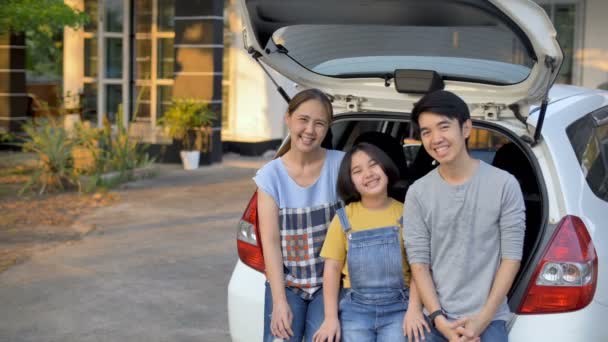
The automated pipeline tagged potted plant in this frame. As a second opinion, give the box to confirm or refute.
[159,98,216,170]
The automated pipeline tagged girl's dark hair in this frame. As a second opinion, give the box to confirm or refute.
[337,142,400,205]
[287,88,333,121]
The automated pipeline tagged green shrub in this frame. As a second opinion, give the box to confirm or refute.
[18,106,154,195]
[19,117,76,194]
[159,98,216,151]
[96,105,153,176]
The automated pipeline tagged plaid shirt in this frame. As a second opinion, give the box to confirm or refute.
[280,201,342,299]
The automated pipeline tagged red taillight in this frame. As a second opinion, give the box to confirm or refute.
[518,216,597,314]
[236,191,265,273]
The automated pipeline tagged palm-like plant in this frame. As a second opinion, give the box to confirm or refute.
[20,117,76,194]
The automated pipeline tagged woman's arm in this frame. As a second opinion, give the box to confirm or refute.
[257,189,292,339]
[313,258,343,342]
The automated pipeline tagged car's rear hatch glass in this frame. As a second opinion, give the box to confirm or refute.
[248,0,536,85]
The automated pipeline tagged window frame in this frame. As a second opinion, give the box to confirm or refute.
[566,106,608,202]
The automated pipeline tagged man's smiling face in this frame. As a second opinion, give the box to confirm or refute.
[418,111,471,166]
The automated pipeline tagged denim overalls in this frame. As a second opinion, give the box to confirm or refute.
[336,207,410,342]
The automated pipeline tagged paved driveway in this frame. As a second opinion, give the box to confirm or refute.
[0,157,264,342]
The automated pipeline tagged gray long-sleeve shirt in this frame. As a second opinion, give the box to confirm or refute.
[403,161,525,322]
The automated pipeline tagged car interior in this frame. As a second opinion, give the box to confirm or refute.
[328,118,543,303]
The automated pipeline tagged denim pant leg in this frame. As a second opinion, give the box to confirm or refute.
[303,289,325,342]
[339,294,376,342]
[263,283,307,342]
[480,320,508,342]
[376,300,408,342]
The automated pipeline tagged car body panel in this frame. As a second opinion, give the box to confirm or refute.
[228,260,266,342]
[530,91,608,306]
[509,300,608,340]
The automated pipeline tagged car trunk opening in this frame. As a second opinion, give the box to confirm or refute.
[328,115,545,315]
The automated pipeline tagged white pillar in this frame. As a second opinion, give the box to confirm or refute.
[63,0,85,110]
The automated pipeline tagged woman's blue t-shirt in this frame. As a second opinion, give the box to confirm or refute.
[253,149,345,299]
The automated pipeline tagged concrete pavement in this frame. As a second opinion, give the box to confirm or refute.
[0,155,267,342]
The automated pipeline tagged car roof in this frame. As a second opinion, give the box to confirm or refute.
[529,84,607,120]
[548,84,594,103]
[523,84,608,143]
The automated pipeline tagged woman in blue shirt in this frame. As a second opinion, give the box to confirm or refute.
[254,88,345,342]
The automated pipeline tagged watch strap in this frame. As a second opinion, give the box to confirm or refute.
[428,309,446,327]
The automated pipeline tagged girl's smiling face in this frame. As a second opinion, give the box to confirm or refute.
[350,150,389,199]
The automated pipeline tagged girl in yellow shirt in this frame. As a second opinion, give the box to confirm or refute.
[313,142,429,342]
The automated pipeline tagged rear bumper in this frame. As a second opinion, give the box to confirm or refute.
[228,260,266,342]
[509,300,608,340]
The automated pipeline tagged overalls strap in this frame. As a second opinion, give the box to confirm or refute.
[336,207,352,233]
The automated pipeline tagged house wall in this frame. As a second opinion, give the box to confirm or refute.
[174,0,225,163]
[61,0,225,164]
[221,1,289,152]
[580,0,608,89]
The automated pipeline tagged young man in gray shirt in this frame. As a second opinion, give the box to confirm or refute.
[403,90,525,342]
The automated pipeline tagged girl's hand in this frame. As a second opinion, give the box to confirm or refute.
[313,317,341,342]
[403,308,430,342]
[271,300,294,339]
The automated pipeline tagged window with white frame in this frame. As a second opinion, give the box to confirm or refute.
[101,0,129,126]
[133,0,174,125]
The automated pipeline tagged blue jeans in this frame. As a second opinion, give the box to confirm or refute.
[263,282,324,342]
[340,288,409,342]
[424,319,508,342]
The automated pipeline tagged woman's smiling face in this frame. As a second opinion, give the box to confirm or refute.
[285,99,330,153]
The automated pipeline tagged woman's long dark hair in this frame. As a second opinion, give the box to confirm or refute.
[337,142,399,205]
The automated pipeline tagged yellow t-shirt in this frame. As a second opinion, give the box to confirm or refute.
[320,199,411,288]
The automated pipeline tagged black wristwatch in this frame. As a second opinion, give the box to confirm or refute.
[428,309,447,328]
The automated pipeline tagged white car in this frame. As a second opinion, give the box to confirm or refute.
[228,0,607,340]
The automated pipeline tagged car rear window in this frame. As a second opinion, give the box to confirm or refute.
[247,0,536,84]
[273,24,534,84]
[566,107,608,202]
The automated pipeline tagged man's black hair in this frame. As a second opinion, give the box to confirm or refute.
[411,90,470,128]
[337,142,399,205]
